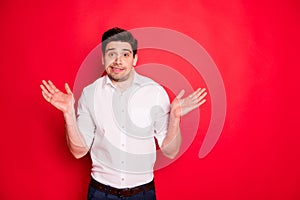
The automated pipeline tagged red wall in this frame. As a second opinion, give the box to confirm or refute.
[0,0,299,199]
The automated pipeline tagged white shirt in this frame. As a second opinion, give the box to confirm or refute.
[77,71,170,188]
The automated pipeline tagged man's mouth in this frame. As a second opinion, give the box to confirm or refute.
[110,66,124,73]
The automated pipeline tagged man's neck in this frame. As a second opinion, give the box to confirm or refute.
[112,70,135,92]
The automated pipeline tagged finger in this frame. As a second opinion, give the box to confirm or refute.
[198,88,206,95]
[42,80,56,94]
[48,80,60,93]
[41,80,50,92]
[188,88,200,100]
[195,90,208,101]
[176,89,185,99]
[191,88,206,100]
[41,91,51,102]
[196,99,207,107]
[65,83,73,95]
[190,99,207,110]
[194,92,208,105]
[40,84,51,96]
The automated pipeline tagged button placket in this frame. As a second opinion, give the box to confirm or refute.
[119,92,127,180]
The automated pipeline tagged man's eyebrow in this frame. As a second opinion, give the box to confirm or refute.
[105,48,132,53]
[106,48,116,52]
[122,49,132,53]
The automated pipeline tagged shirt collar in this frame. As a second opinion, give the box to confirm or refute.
[102,70,143,89]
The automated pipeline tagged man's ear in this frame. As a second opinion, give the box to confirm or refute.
[101,54,104,65]
[133,54,138,66]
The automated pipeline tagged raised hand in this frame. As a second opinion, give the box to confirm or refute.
[40,80,75,114]
[171,88,207,118]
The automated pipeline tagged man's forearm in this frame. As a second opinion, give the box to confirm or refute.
[161,114,182,159]
[64,109,89,159]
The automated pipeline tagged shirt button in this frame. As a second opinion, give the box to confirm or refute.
[121,178,125,181]
[121,161,124,164]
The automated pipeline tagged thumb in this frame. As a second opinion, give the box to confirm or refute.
[176,89,185,99]
[65,83,73,94]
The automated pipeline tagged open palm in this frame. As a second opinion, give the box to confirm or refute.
[171,88,207,118]
[40,80,74,114]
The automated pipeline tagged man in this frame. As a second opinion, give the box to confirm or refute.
[40,27,207,200]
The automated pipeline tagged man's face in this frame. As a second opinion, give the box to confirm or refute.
[102,41,138,84]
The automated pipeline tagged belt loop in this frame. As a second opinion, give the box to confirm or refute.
[142,185,146,195]
[105,185,109,197]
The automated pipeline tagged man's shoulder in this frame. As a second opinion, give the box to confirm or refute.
[82,76,105,94]
[135,72,169,99]
[135,72,160,86]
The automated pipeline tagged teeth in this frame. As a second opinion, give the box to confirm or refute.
[111,67,123,72]
[111,66,123,70]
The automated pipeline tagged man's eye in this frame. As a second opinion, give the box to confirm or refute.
[108,52,116,57]
[123,53,130,57]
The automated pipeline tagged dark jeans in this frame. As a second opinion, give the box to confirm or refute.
[87,184,157,200]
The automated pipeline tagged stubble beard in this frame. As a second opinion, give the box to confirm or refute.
[107,67,133,83]
[107,73,129,83]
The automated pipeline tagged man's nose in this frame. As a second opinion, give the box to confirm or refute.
[114,54,122,64]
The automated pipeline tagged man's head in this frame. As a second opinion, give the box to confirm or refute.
[101,27,138,85]
[102,27,138,57]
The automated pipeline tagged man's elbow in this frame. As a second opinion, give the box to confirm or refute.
[72,152,85,159]
[70,148,88,159]
[162,148,179,159]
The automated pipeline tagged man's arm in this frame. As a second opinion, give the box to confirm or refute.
[160,111,182,159]
[63,108,89,159]
[40,80,89,159]
[161,88,207,159]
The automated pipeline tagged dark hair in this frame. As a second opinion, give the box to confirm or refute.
[101,27,138,56]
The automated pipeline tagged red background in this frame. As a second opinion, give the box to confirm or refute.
[1,0,299,199]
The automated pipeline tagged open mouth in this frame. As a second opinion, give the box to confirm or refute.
[110,66,125,73]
